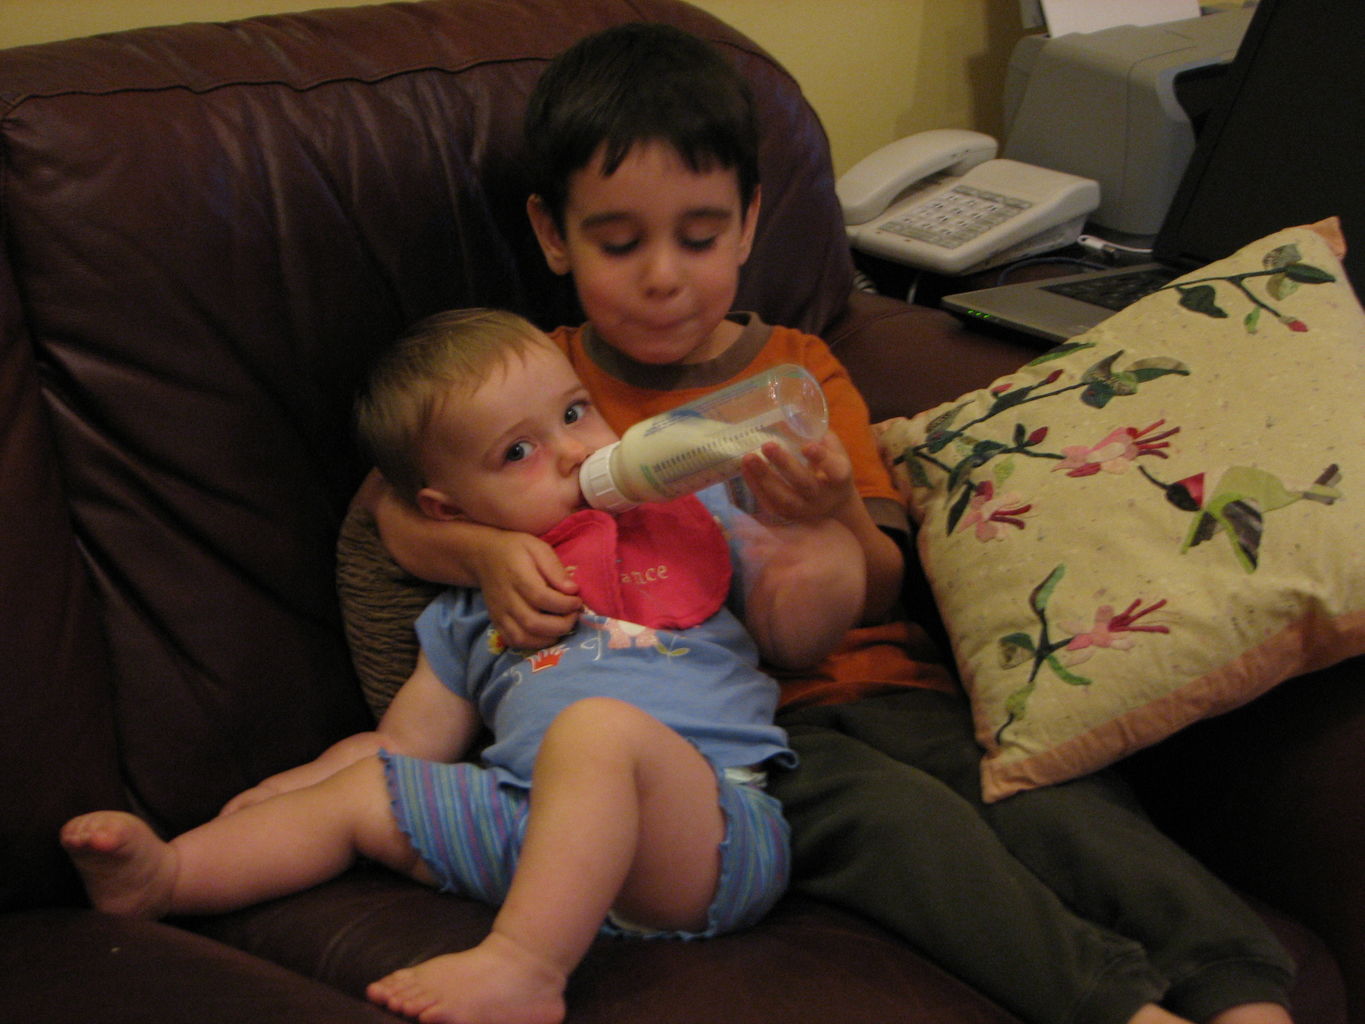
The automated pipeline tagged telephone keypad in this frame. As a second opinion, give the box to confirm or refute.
[876,185,1032,249]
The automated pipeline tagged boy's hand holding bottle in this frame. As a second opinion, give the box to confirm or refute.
[739,430,857,526]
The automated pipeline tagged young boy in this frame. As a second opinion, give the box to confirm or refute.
[353,23,1296,1024]
[62,310,866,1024]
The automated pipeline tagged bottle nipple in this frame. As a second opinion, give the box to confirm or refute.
[579,442,635,513]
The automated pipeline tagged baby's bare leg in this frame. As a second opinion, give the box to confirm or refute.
[368,697,725,1024]
[63,756,423,917]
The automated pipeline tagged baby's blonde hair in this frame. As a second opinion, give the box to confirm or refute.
[357,308,550,505]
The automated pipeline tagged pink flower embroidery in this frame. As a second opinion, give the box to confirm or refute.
[1054,420,1180,478]
[957,481,1033,541]
[1062,597,1169,662]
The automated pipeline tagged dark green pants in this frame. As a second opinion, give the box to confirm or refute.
[771,688,1294,1024]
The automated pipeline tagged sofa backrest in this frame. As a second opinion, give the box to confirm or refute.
[0,0,854,910]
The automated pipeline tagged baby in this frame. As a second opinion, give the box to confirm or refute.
[61,308,864,1024]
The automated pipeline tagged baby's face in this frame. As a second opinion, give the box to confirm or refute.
[419,342,617,535]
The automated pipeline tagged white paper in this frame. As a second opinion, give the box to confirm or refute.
[1040,0,1202,36]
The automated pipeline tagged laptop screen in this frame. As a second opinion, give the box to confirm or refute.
[1157,0,1365,295]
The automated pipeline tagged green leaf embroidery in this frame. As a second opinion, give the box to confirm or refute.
[1266,273,1298,301]
[1154,243,1335,333]
[998,631,1035,669]
[1177,283,1228,318]
[945,480,976,535]
[1044,653,1092,687]
[1127,357,1190,383]
[924,403,968,453]
[907,457,930,489]
[946,439,1008,494]
[1027,340,1095,365]
[1281,262,1336,284]
[993,457,1016,488]
[1263,243,1302,269]
[1029,564,1066,617]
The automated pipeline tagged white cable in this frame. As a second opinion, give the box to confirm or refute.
[1076,233,1154,259]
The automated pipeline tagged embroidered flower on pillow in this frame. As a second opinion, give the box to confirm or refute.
[893,350,1191,542]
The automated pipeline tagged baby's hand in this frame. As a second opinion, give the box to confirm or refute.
[739,430,856,523]
[472,531,582,649]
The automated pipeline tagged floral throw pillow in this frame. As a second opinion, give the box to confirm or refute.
[876,222,1365,802]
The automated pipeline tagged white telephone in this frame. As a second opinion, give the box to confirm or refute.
[837,129,1100,276]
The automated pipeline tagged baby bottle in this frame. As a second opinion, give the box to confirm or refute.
[579,364,829,512]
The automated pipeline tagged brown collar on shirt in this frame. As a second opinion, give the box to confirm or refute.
[580,312,770,391]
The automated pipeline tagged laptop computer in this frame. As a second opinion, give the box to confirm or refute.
[941,0,1365,345]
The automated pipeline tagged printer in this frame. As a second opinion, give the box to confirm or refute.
[1002,8,1252,242]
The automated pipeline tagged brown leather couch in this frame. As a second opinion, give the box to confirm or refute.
[1,1,1360,1021]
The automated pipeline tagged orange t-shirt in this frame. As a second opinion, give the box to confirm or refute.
[551,315,956,707]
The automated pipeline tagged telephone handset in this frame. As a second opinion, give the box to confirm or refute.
[837,129,1100,276]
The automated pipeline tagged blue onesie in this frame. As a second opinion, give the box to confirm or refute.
[382,489,794,939]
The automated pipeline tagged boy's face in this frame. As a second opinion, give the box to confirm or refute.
[417,342,617,536]
[528,140,760,366]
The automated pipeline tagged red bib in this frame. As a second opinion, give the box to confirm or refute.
[540,495,731,630]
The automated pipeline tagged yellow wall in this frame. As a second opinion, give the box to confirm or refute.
[701,1,1028,173]
[0,0,1030,175]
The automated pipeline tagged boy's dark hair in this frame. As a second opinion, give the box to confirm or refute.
[524,22,759,227]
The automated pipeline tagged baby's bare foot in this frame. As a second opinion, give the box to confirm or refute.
[367,931,567,1024]
[1209,1004,1293,1024]
[59,811,178,919]
[1129,1005,1193,1024]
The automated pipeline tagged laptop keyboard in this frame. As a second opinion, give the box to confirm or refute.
[1043,266,1180,312]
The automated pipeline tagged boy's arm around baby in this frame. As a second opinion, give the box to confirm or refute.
[219,654,481,815]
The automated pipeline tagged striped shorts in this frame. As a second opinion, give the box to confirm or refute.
[380,751,790,939]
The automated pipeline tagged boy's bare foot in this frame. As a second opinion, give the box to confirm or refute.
[59,811,178,919]
[1127,1002,1292,1024]
[367,930,567,1024]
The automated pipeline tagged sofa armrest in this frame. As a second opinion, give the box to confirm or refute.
[825,290,1036,423]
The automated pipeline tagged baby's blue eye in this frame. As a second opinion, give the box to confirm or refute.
[564,400,589,425]
[505,441,531,463]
